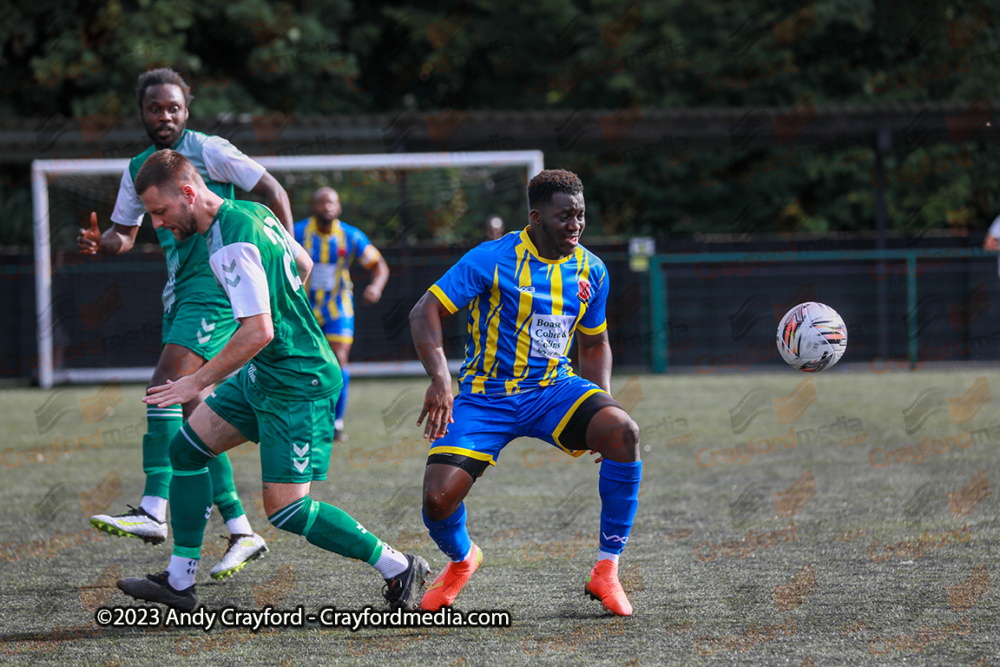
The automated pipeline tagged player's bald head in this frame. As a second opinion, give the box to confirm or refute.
[312,187,342,224]
[134,149,200,197]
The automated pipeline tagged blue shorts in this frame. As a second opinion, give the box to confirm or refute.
[321,314,354,344]
[428,376,616,468]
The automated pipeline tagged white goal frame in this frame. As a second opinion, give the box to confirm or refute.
[32,150,545,387]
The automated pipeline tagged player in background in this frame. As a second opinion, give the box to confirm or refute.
[294,187,389,441]
[483,214,505,241]
[117,150,429,612]
[77,68,293,579]
[983,214,1000,260]
[409,169,642,616]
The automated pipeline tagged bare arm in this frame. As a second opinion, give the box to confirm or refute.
[577,329,613,393]
[293,241,313,284]
[251,172,294,233]
[409,290,454,441]
[78,212,139,255]
[363,254,390,303]
[985,235,999,251]
[144,313,274,407]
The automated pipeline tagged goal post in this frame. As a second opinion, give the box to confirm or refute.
[32,150,544,388]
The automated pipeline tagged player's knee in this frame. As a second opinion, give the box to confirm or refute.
[589,409,640,462]
[423,477,464,520]
[168,427,212,471]
[266,496,313,536]
[622,416,641,460]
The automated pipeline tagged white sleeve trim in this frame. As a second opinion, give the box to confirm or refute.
[110,169,146,227]
[989,214,1000,238]
[202,136,267,192]
[209,242,272,319]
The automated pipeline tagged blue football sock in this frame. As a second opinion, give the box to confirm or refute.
[598,459,643,555]
[423,503,472,562]
[335,365,350,423]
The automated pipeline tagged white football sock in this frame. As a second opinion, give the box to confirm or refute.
[226,514,253,536]
[140,496,168,523]
[167,555,198,591]
[598,549,620,564]
[372,544,410,579]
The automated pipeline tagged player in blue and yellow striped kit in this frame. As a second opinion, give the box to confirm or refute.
[294,188,389,441]
[409,169,642,616]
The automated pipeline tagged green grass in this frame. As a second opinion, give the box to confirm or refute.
[1,369,998,665]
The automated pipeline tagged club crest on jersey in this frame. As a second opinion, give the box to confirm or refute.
[578,279,592,303]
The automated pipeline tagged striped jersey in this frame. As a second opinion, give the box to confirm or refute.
[293,217,381,322]
[430,228,609,396]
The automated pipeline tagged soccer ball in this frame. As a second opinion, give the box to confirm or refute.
[776,302,848,372]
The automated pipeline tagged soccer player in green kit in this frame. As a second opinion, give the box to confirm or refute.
[116,150,429,611]
[79,68,293,578]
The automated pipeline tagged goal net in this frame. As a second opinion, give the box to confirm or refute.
[32,150,544,387]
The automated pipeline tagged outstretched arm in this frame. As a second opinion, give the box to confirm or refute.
[577,329,612,393]
[144,313,274,407]
[78,212,139,255]
[252,172,294,233]
[409,290,454,441]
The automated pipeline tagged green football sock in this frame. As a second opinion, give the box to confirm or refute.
[269,496,382,564]
[207,453,246,523]
[168,424,214,559]
[142,405,183,499]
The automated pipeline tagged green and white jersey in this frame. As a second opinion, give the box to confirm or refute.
[111,129,266,312]
[205,199,342,401]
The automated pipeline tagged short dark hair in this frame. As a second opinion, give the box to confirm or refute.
[134,149,199,196]
[527,169,583,209]
[136,68,193,110]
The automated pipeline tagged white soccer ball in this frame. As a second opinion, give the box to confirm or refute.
[776,302,848,372]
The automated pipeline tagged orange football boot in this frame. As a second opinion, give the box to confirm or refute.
[420,543,483,611]
[585,560,633,616]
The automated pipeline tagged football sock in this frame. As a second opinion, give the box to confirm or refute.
[167,555,198,591]
[598,550,620,563]
[142,404,182,500]
[373,543,410,578]
[423,503,472,562]
[598,459,643,555]
[335,365,350,423]
[207,452,247,523]
[268,496,381,563]
[168,423,215,560]
[226,515,253,536]
[140,495,168,523]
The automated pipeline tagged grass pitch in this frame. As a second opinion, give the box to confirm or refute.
[1,368,998,665]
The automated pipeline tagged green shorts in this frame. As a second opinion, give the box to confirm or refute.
[205,366,338,483]
[162,300,238,360]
